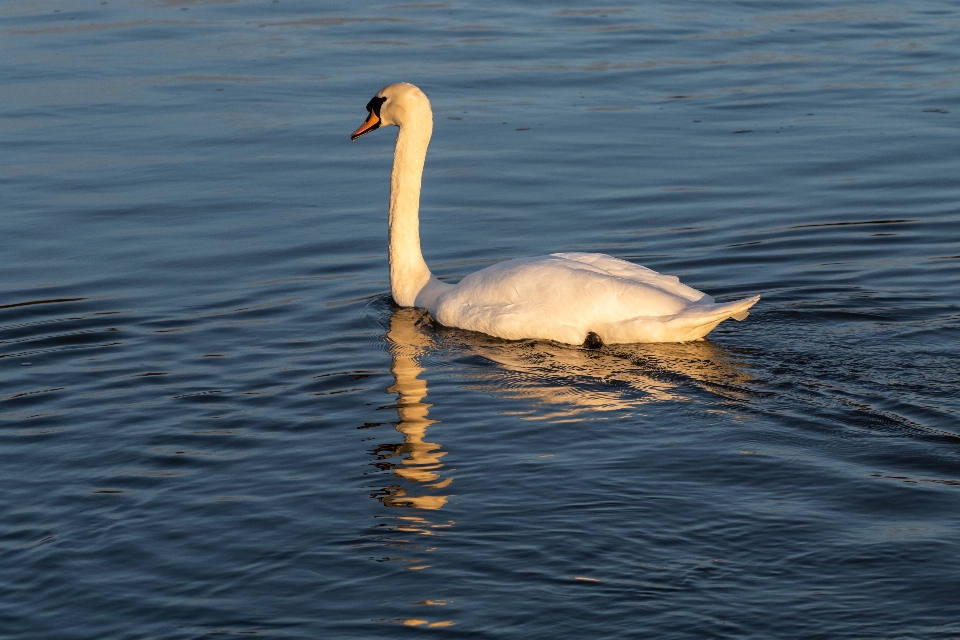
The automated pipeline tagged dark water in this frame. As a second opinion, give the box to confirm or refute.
[3,0,960,637]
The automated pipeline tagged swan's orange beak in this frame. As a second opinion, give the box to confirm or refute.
[351,110,381,141]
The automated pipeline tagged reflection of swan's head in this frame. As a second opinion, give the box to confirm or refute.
[351,82,432,141]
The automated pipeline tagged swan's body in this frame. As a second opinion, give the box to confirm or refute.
[352,83,759,345]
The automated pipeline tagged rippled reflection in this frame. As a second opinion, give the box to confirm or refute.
[373,307,455,511]
[364,304,754,584]
[362,307,455,587]
[392,304,758,422]
[372,304,754,480]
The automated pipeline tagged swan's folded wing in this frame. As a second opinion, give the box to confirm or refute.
[552,252,712,304]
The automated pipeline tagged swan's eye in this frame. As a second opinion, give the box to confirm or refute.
[365,96,387,117]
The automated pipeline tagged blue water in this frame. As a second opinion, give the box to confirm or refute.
[3,0,960,637]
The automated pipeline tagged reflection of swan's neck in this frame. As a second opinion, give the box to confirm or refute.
[389,115,433,307]
[385,308,451,509]
[389,353,433,439]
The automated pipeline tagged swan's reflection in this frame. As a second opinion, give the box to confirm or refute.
[422,308,756,421]
[372,307,454,512]
[363,306,453,594]
[366,305,753,626]
[366,305,753,563]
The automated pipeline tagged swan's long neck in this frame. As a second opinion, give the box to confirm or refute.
[388,112,433,307]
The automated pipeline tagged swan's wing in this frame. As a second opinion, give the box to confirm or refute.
[432,254,713,343]
[551,252,712,304]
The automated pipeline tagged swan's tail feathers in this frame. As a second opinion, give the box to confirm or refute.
[711,295,760,322]
[600,296,760,343]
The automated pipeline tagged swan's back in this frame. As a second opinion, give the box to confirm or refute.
[553,252,711,303]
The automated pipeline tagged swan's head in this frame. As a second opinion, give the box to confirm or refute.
[351,82,432,141]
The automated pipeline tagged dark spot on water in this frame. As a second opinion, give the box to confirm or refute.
[583,332,603,349]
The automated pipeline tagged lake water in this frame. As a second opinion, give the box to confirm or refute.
[3,0,960,637]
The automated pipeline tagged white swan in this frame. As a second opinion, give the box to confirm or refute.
[351,82,759,346]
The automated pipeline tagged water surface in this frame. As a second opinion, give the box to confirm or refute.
[2,0,960,637]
